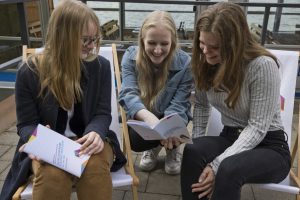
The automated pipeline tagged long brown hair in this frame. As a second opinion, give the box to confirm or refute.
[136,10,178,110]
[30,0,101,110]
[192,2,278,108]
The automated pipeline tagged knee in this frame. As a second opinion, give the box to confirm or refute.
[78,151,112,189]
[182,144,196,160]
[129,142,140,152]
[129,130,159,152]
[85,145,113,175]
[37,164,70,183]
[183,143,200,154]
[182,144,206,166]
[215,157,242,183]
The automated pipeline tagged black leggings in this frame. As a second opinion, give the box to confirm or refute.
[181,127,291,200]
[128,127,161,152]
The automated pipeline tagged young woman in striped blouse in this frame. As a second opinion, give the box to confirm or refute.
[181,2,291,200]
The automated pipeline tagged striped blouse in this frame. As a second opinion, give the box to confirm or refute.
[192,55,284,174]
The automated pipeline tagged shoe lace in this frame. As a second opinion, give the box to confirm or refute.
[167,149,182,162]
[175,152,182,162]
[143,150,154,160]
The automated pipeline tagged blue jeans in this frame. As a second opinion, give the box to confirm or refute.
[181,127,291,200]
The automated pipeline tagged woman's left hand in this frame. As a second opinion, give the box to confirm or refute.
[76,131,104,155]
[191,165,215,199]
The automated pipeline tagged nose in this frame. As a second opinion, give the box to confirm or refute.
[202,46,209,54]
[86,41,95,48]
[154,45,162,54]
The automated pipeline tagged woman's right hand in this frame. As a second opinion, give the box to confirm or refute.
[18,124,51,161]
[19,144,41,161]
[160,137,181,150]
[191,165,215,199]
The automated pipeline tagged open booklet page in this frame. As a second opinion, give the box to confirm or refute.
[127,113,192,144]
[23,124,90,177]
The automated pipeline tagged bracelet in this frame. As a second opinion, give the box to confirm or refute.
[207,163,213,169]
[206,163,215,176]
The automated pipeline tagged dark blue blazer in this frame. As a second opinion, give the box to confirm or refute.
[0,55,112,200]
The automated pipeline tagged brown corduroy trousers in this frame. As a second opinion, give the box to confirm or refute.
[31,142,113,200]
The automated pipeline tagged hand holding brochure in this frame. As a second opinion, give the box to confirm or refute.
[23,124,90,177]
[127,113,192,144]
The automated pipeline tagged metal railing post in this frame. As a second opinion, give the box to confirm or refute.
[273,0,283,32]
[261,6,270,46]
[17,2,29,46]
[119,2,125,41]
[38,0,50,45]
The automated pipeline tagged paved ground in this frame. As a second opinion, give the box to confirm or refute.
[0,103,299,200]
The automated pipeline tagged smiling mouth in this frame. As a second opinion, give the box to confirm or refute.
[82,49,91,53]
[153,54,162,57]
[206,56,216,59]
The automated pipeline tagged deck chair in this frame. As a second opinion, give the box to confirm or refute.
[13,44,139,200]
[206,50,300,198]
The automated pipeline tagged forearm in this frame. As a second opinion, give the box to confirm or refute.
[135,109,159,125]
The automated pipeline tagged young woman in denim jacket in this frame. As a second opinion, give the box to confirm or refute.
[119,10,193,175]
[181,2,291,200]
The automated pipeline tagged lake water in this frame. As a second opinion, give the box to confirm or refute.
[87,0,300,32]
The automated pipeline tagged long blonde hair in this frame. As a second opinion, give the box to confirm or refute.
[30,0,101,110]
[192,2,278,108]
[136,10,178,110]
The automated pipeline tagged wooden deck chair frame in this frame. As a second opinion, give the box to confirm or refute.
[13,44,139,200]
[206,50,300,198]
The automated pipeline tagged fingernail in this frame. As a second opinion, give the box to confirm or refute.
[198,178,202,182]
[74,149,80,157]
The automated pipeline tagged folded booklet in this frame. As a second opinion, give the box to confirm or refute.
[23,124,90,177]
[127,113,192,144]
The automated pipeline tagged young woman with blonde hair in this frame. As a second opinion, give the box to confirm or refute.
[0,0,120,199]
[181,2,291,200]
[119,10,193,175]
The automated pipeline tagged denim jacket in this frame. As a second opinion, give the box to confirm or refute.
[119,46,192,125]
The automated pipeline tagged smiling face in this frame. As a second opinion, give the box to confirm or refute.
[143,26,172,66]
[199,31,221,65]
[80,21,99,59]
